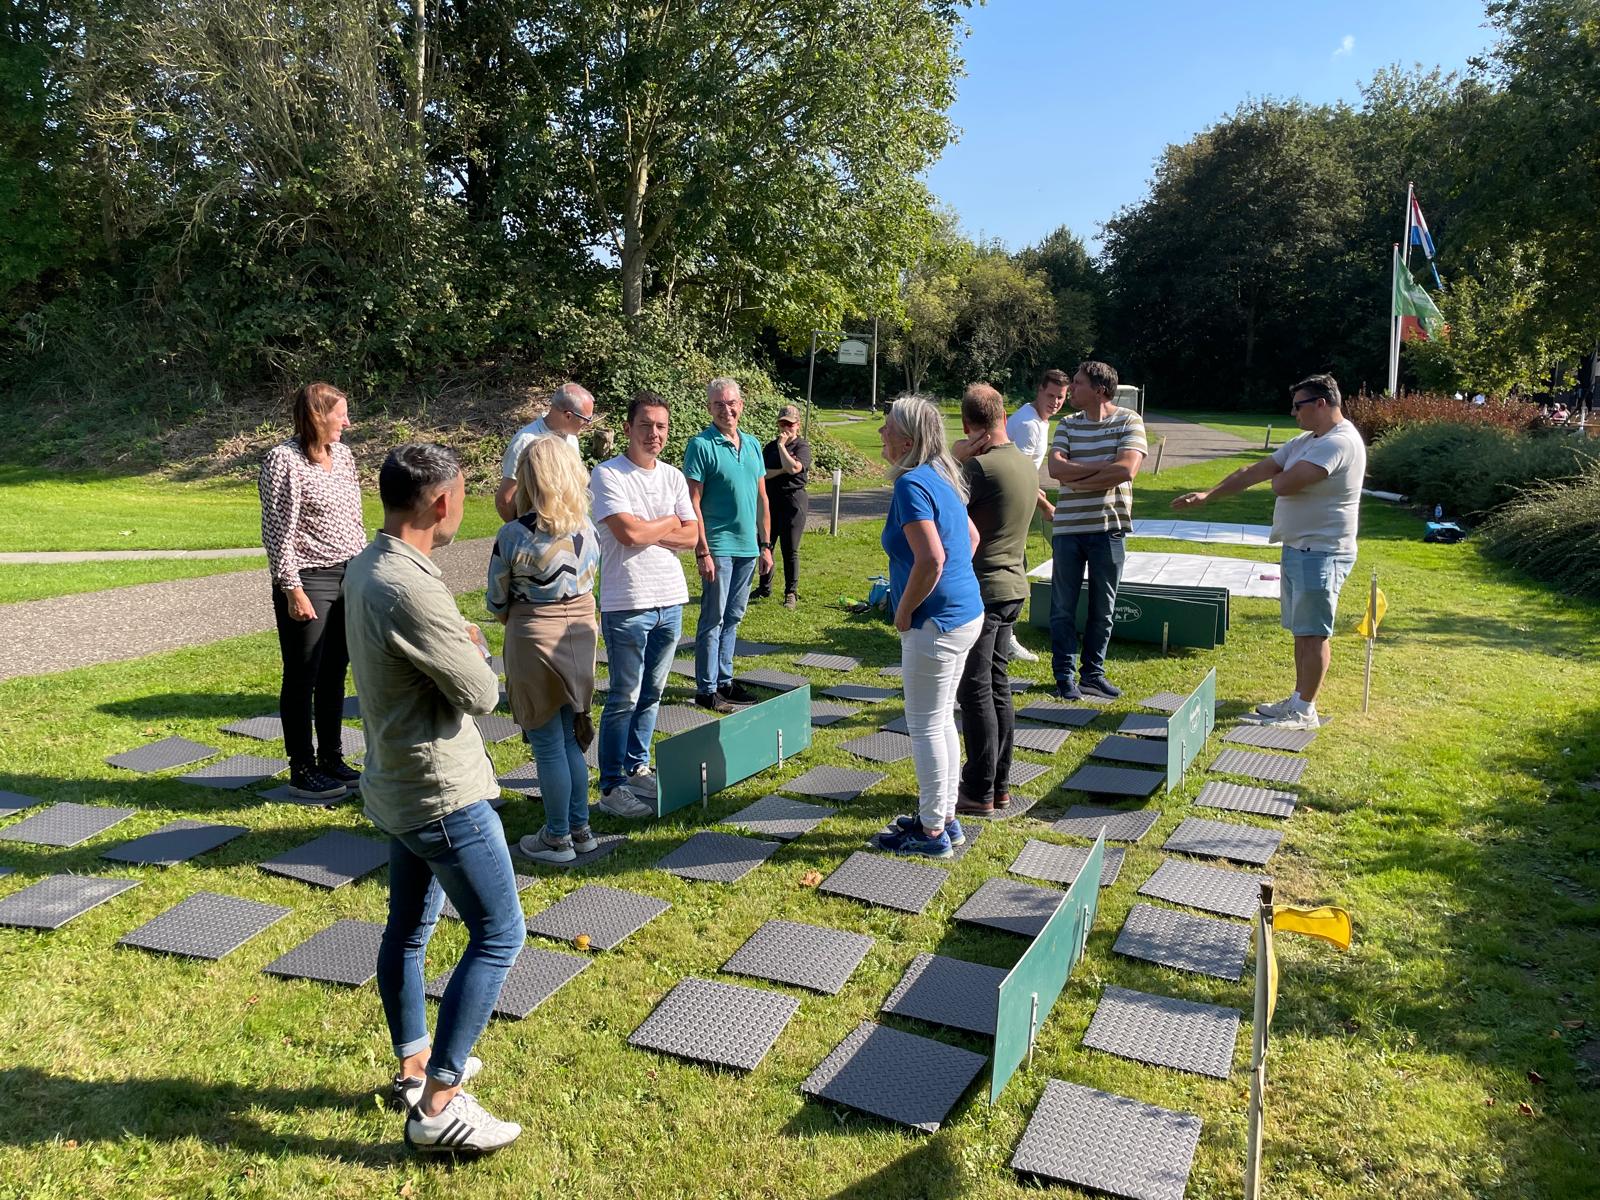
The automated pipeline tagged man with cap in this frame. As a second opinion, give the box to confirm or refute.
[755,403,812,609]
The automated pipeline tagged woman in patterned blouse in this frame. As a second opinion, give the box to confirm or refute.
[487,436,601,864]
[259,382,368,800]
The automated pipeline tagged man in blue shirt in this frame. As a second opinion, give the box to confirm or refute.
[683,378,773,712]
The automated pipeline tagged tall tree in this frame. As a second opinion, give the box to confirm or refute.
[1014,224,1102,373]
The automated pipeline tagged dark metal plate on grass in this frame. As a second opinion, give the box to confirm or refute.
[880,951,1005,1036]
[953,876,1064,938]
[1010,839,1124,888]
[1116,713,1170,739]
[1223,724,1318,752]
[178,753,288,790]
[1010,724,1073,754]
[657,830,781,883]
[1006,761,1052,790]
[810,700,858,727]
[1010,1078,1201,1200]
[426,944,589,1018]
[668,657,696,679]
[1082,984,1240,1079]
[474,714,523,743]
[0,874,139,929]
[101,820,248,867]
[961,792,1043,821]
[1016,700,1099,727]
[119,891,290,959]
[724,795,835,842]
[1137,691,1188,714]
[339,727,365,758]
[496,762,541,798]
[721,919,872,994]
[734,639,783,657]
[1138,858,1270,921]
[1050,806,1160,843]
[797,652,861,672]
[222,715,284,741]
[1194,780,1297,820]
[819,851,948,915]
[1208,748,1306,785]
[0,802,136,848]
[781,766,884,803]
[1113,903,1250,981]
[525,884,670,950]
[1090,735,1168,767]
[821,683,900,703]
[653,704,719,735]
[628,976,799,1070]
[0,791,39,817]
[737,668,809,693]
[840,731,913,764]
[1061,764,1164,798]
[262,919,383,987]
[802,1020,986,1134]
[342,695,361,719]
[879,665,903,677]
[105,736,217,773]
[258,831,389,889]
[441,873,535,920]
[1162,816,1282,866]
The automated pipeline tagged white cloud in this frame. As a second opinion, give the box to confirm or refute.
[1333,34,1355,58]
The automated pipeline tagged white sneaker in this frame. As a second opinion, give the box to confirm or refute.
[597,787,653,819]
[1261,707,1320,731]
[517,828,576,864]
[1254,695,1298,719]
[389,1056,482,1112]
[569,824,599,854]
[405,1090,521,1154]
[1007,632,1039,662]
[628,765,655,783]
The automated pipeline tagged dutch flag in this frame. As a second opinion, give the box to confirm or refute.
[1409,194,1442,288]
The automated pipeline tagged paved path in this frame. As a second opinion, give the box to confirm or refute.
[0,414,1249,680]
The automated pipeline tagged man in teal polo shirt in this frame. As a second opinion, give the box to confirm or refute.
[684,377,773,712]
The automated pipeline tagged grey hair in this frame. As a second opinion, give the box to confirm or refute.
[378,442,461,513]
[548,382,594,415]
[707,377,742,402]
[885,393,968,502]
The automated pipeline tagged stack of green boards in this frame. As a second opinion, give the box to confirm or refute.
[1027,579,1230,651]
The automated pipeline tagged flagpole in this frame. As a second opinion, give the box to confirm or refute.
[1362,568,1378,713]
[1387,244,1401,396]
[1245,880,1275,1200]
[1402,181,1414,270]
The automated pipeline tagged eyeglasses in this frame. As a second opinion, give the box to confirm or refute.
[558,408,595,425]
[1290,397,1323,410]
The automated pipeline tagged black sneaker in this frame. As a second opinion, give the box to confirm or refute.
[695,691,734,714]
[1080,674,1122,699]
[289,764,347,800]
[719,681,759,705]
[317,756,361,790]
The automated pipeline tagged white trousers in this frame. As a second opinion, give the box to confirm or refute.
[901,615,982,830]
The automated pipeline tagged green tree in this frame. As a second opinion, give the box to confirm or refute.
[951,249,1055,391]
[1014,224,1101,373]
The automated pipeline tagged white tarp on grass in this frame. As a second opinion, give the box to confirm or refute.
[1130,520,1273,546]
[1029,551,1281,600]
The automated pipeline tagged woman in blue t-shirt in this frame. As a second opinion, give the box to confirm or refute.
[876,395,984,858]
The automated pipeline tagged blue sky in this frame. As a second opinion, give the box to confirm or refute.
[927,0,1497,253]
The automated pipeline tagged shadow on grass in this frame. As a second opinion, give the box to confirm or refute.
[95,691,280,722]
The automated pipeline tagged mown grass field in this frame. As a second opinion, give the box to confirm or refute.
[0,454,1596,1199]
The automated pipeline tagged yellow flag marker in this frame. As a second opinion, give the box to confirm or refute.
[1273,904,1353,950]
[1356,588,1388,639]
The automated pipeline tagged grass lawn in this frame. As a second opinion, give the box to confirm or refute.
[0,455,1596,1198]
[1161,409,1291,448]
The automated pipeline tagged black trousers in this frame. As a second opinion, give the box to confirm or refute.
[956,598,1024,803]
[272,564,351,768]
[759,497,808,597]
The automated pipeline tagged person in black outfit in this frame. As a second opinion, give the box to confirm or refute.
[755,403,811,608]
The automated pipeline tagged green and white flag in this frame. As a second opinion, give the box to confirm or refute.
[1393,259,1446,342]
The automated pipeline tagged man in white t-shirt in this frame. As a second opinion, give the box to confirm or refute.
[494,383,595,520]
[1173,373,1366,729]
[589,392,700,816]
[996,368,1069,662]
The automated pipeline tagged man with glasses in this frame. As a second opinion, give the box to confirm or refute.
[1172,373,1366,729]
[494,383,595,520]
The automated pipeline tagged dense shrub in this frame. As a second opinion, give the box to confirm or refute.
[1479,467,1600,598]
[1366,422,1597,518]
[1343,389,1538,445]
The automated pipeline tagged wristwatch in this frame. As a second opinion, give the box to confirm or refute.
[759,541,772,550]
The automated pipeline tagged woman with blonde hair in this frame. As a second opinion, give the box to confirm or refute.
[876,394,984,858]
[486,436,601,864]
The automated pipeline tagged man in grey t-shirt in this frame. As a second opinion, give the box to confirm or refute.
[1172,373,1366,729]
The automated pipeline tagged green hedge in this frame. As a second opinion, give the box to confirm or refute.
[1366,422,1597,518]
[1479,467,1600,598]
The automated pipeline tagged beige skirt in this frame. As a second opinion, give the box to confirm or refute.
[502,593,597,734]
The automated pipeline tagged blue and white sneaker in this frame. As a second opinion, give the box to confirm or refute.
[877,822,954,859]
[892,814,965,846]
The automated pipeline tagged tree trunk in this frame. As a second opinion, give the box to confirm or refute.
[407,0,427,137]
[619,152,650,319]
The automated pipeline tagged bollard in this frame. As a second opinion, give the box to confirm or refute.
[830,468,842,535]
[1151,439,1165,476]
[1263,424,1272,449]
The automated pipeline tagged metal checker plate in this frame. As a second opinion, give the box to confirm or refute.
[1163,816,1282,866]
[1117,712,1170,739]
[1016,701,1099,727]
[821,683,900,703]
[802,1020,986,1134]
[1194,780,1297,819]
[105,736,218,773]
[1090,735,1168,767]
[0,791,39,815]
[1007,761,1051,790]
[878,665,903,677]
[880,951,1005,1036]
[721,919,873,994]
[525,884,670,950]
[657,831,781,883]
[222,715,284,740]
[964,792,1043,821]
[0,874,139,929]
[514,832,629,870]
[496,762,541,798]
[840,732,913,764]
[1010,839,1124,888]
[177,754,289,790]
[101,820,248,867]
[120,891,290,959]
[819,851,948,915]
[1011,724,1072,754]
[653,704,719,735]
[441,873,534,920]
[1138,691,1188,714]
[258,831,389,889]
[426,945,590,1018]
[628,976,799,1070]
[0,802,136,848]
[1050,806,1160,843]
[1223,723,1318,752]
[342,694,361,719]
[734,639,783,656]
[724,795,835,842]
[1138,858,1270,921]
[669,657,696,678]
[1061,764,1164,798]
[797,652,861,672]
[1010,1078,1202,1200]
[1083,984,1240,1079]
[878,715,912,734]
[781,766,885,803]
[953,876,1064,938]
[867,822,983,864]
[737,668,809,693]
[1113,903,1250,981]
[339,727,366,757]
[810,701,858,727]
[474,714,523,743]
[262,919,384,986]
[1208,748,1307,785]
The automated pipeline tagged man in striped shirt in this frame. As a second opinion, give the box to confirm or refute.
[1045,361,1148,700]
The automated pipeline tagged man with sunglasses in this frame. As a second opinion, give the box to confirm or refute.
[494,383,596,520]
[1172,373,1366,730]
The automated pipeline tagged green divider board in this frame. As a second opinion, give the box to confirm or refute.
[991,832,1105,1104]
[1165,669,1217,792]
[1028,578,1228,647]
[655,686,813,817]
[1117,583,1231,637]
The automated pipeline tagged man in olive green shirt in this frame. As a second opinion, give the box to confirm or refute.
[342,442,524,1155]
[952,384,1040,816]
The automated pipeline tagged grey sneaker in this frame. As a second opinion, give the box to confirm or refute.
[569,824,599,854]
[405,1090,521,1155]
[1254,695,1298,719]
[597,787,653,819]
[388,1055,482,1113]
[517,828,575,864]
[1261,707,1320,731]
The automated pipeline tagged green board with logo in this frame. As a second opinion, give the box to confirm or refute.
[654,686,813,816]
[1166,668,1216,790]
[1025,581,1224,650]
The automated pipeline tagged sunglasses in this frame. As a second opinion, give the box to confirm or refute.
[1290,397,1324,410]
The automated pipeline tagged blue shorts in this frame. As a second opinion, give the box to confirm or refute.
[1279,547,1355,637]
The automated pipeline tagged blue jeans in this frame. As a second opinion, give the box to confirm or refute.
[1050,531,1127,685]
[524,705,588,838]
[376,800,526,1085]
[695,555,757,694]
[599,606,681,792]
